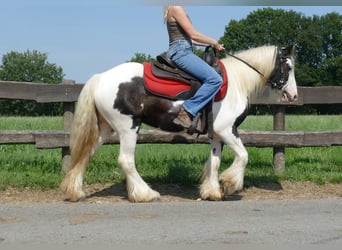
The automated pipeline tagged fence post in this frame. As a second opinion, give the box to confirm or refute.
[61,80,76,173]
[272,105,286,173]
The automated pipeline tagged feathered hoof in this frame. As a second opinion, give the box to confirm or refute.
[128,188,161,203]
[219,176,243,197]
[60,177,85,202]
[61,187,86,202]
[200,185,222,201]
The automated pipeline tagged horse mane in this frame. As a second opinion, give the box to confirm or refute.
[221,45,277,103]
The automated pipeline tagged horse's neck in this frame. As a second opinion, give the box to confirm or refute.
[238,46,276,78]
[225,46,276,99]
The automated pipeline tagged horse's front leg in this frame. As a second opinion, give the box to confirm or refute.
[219,131,248,196]
[118,130,160,202]
[200,140,223,201]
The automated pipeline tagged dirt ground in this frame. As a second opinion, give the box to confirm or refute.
[1,181,341,204]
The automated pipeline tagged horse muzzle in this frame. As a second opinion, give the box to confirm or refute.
[282,89,298,103]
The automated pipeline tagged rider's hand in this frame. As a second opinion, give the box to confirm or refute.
[212,41,225,52]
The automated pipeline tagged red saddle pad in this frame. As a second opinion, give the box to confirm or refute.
[143,59,228,102]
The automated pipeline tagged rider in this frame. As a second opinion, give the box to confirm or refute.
[164,6,225,128]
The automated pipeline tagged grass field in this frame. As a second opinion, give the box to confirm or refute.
[0,115,341,190]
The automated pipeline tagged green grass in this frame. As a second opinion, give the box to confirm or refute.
[0,115,341,190]
[0,116,63,130]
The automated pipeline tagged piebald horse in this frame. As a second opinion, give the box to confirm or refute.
[61,45,298,202]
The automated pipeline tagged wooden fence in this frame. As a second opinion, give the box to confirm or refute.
[1,80,342,173]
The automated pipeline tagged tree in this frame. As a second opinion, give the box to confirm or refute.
[221,8,302,52]
[0,50,65,116]
[219,8,342,114]
[128,47,205,64]
[128,53,155,63]
[220,8,342,86]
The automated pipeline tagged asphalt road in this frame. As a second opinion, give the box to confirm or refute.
[1,198,342,247]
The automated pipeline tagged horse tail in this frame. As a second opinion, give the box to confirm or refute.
[69,74,101,169]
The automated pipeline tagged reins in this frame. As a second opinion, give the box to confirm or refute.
[207,46,288,90]
[225,52,266,78]
[225,48,288,90]
[206,46,266,79]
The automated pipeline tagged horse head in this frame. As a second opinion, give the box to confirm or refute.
[268,44,298,102]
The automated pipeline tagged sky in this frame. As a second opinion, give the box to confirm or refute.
[1,1,341,83]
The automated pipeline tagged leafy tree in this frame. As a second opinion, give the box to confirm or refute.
[221,8,301,52]
[128,53,155,63]
[320,13,342,60]
[219,8,342,114]
[0,50,64,116]
[128,47,205,63]
[220,8,342,86]
[320,56,342,86]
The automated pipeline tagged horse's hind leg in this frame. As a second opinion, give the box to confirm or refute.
[200,140,223,200]
[118,129,160,202]
[61,114,111,201]
[61,143,96,202]
[61,157,89,201]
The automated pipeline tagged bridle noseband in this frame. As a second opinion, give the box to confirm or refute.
[227,47,292,90]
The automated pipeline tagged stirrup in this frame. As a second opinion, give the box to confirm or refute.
[187,113,201,135]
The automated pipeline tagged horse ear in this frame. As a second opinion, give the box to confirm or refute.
[282,44,294,56]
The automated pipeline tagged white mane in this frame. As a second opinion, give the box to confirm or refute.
[221,45,277,103]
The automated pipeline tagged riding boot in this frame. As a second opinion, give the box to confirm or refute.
[173,106,192,128]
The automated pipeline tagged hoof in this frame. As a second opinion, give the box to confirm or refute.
[200,192,222,201]
[127,186,161,203]
[200,183,222,201]
[219,177,243,197]
[61,187,86,202]
[60,178,85,202]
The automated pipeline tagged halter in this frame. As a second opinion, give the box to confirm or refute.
[227,47,291,90]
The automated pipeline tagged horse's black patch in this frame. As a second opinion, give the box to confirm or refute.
[113,77,184,132]
[232,105,249,138]
[113,77,146,128]
[113,77,146,115]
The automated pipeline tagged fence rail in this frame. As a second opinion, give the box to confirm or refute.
[1,81,342,173]
[1,129,341,148]
[1,80,342,104]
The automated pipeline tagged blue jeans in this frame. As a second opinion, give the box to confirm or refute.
[167,39,222,117]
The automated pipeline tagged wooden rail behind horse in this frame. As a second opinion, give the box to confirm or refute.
[1,81,342,173]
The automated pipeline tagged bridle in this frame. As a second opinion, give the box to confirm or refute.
[226,47,291,90]
[267,47,291,90]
